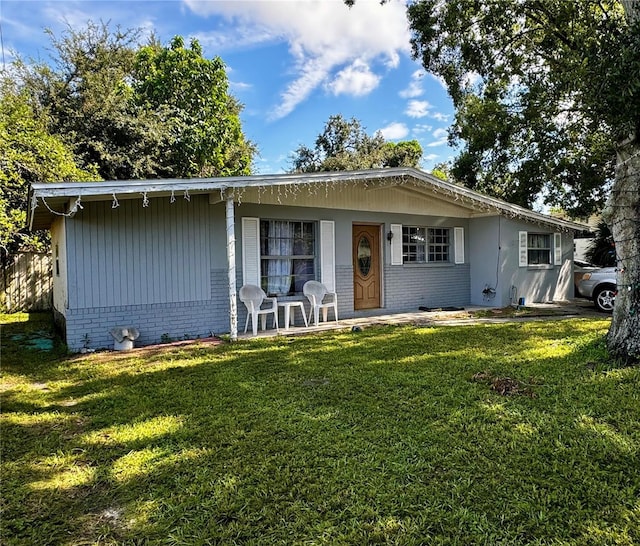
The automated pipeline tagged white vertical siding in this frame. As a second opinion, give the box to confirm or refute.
[66,196,212,309]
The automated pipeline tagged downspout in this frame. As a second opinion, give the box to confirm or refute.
[225,193,238,341]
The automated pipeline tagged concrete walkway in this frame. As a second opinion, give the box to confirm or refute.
[238,299,607,340]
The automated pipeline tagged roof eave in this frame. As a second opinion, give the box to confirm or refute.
[28,167,591,233]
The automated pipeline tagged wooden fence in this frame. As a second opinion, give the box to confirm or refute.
[1,253,53,312]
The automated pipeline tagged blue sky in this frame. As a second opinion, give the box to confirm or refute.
[1,0,457,174]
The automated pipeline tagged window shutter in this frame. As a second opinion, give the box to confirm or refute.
[320,220,336,292]
[519,231,528,267]
[242,217,260,286]
[454,227,465,264]
[390,224,403,265]
[554,232,562,265]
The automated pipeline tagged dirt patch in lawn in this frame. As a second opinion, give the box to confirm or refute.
[472,371,539,398]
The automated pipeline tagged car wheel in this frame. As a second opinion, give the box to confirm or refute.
[593,284,616,313]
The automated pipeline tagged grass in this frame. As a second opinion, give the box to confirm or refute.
[1,312,639,545]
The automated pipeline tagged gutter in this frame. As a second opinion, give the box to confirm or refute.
[29,167,591,233]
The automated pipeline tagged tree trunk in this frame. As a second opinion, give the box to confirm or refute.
[602,135,640,363]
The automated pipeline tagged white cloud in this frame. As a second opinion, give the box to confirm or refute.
[2,14,38,40]
[405,99,432,118]
[185,0,411,119]
[194,24,278,51]
[230,80,253,93]
[326,59,381,97]
[39,4,158,48]
[412,123,433,135]
[379,122,409,140]
[42,5,94,28]
[420,152,441,171]
[426,127,449,147]
[430,111,450,122]
[399,69,425,98]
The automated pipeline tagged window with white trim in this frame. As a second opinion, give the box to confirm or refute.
[527,233,552,265]
[402,226,451,263]
[259,220,316,296]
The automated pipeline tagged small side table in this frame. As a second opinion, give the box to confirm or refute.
[278,301,309,330]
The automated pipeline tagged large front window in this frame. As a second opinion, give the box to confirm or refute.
[402,226,450,263]
[260,220,316,296]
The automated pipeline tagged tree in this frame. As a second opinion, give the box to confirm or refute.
[290,114,423,172]
[585,221,617,268]
[17,21,164,180]
[133,36,254,177]
[397,0,639,361]
[0,80,98,260]
[431,161,452,182]
[381,140,424,168]
[16,22,254,180]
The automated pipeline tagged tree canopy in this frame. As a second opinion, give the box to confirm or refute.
[289,114,423,172]
[0,80,98,258]
[3,21,256,259]
[18,22,158,180]
[133,36,254,178]
[585,220,617,268]
[405,0,639,217]
[15,21,255,181]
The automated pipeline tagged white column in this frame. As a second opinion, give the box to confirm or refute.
[226,195,237,341]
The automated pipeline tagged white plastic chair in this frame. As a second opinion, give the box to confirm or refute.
[239,285,278,336]
[303,281,338,326]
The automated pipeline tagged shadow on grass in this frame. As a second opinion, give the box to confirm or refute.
[2,316,638,545]
[1,312,68,372]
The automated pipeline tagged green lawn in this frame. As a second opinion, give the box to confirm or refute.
[1,313,638,545]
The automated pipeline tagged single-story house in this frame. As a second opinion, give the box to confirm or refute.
[28,167,589,351]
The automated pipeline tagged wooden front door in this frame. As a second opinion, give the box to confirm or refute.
[353,224,381,310]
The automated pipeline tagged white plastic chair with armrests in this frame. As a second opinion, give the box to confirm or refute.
[239,284,278,336]
[303,281,338,326]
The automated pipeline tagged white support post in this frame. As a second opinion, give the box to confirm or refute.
[226,196,238,341]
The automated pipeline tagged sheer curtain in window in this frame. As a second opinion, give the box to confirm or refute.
[267,221,293,294]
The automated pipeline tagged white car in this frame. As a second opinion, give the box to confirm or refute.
[576,266,617,313]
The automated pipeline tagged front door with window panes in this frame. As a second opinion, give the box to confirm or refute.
[353,224,381,309]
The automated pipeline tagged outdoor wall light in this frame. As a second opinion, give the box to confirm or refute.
[387,230,394,242]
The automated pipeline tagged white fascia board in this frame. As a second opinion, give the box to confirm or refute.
[31,179,228,198]
[30,166,590,233]
[29,168,410,198]
[407,169,590,233]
